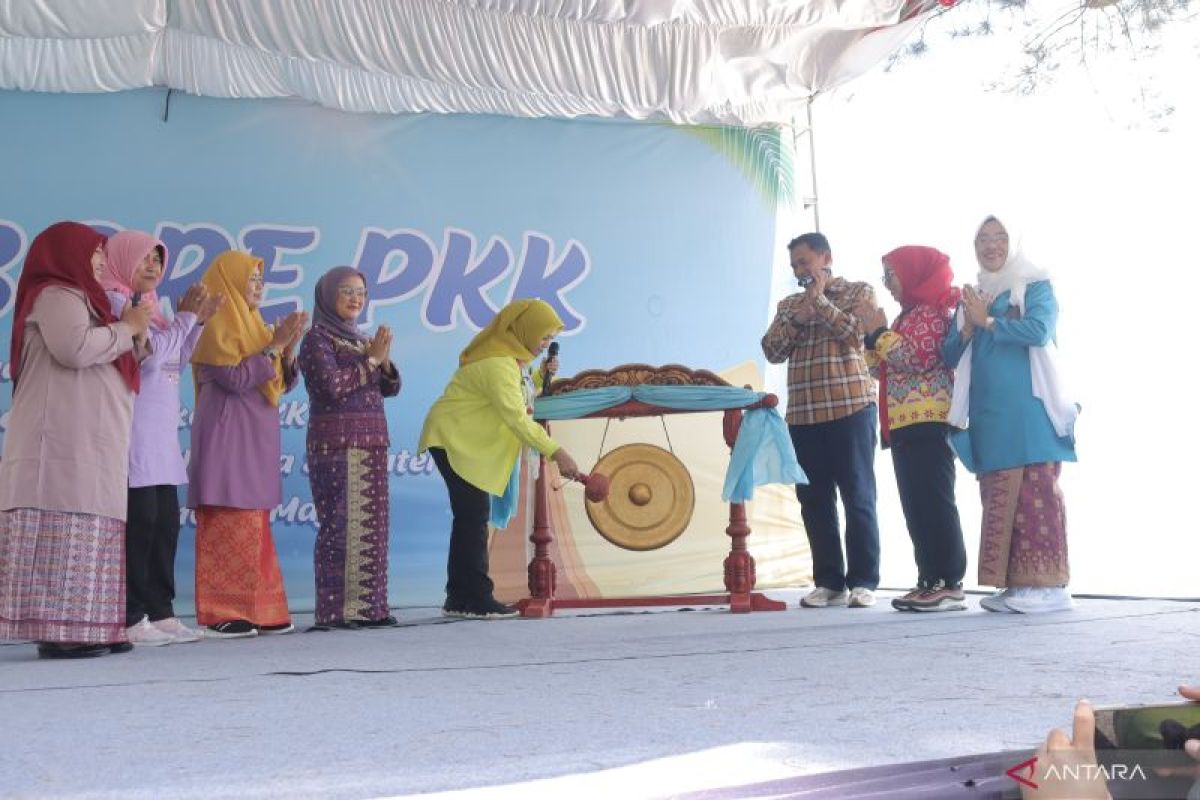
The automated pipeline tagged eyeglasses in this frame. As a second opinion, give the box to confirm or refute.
[975,234,1009,246]
[337,288,368,299]
[247,275,265,287]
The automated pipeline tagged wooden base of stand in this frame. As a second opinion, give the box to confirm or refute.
[516,592,786,618]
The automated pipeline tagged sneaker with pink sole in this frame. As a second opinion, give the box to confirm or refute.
[126,617,174,646]
[151,617,202,643]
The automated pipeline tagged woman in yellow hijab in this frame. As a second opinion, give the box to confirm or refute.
[187,251,309,639]
[419,299,581,620]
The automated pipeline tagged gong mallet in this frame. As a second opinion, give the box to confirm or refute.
[562,471,610,503]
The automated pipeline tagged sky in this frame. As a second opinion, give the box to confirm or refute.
[766,1,1200,598]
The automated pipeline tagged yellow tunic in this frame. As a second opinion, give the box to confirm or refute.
[418,356,559,495]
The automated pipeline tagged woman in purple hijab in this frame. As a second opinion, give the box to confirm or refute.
[298,267,400,628]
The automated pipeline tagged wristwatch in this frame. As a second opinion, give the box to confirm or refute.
[262,346,278,360]
[366,355,380,369]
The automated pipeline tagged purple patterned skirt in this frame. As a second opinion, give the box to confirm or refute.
[309,447,391,624]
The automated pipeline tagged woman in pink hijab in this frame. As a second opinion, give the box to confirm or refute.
[102,230,223,645]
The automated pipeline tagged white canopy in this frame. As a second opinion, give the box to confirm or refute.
[0,0,945,126]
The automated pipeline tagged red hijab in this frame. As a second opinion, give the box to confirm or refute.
[9,221,140,393]
[876,245,958,446]
[882,245,961,311]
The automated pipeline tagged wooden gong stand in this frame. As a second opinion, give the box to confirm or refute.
[518,364,788,618]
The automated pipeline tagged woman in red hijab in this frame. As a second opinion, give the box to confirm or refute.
[860,245,967,613]
[0,221,154,659]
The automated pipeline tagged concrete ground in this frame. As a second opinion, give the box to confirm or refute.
[1,592,1197,799]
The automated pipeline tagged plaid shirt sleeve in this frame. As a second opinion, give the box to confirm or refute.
[761,295,806,364]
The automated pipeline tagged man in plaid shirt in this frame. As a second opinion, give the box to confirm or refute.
[761,232,882,609]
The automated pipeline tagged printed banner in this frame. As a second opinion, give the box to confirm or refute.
[0,87,795,609]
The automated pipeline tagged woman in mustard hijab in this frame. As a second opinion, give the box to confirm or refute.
[188,251,308,638]
[419,299,580,620]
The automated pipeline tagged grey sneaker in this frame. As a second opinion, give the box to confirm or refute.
[980,588,1016,613]
[848,587,877,608]
[800,587,848,608]
[126,617,174,647]
[150,617,202,643]
[1003,586,1074,614]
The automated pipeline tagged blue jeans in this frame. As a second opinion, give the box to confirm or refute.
[789,405,880,592]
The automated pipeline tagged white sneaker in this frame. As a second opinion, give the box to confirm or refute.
[151,617,201,644]
[126,617,174,646]
[848,587,877,608]
[800,587,848,608]
[980,588,1016,613]
[1003,586,1075,614]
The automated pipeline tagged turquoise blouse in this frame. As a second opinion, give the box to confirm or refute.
[941,280,1077,474]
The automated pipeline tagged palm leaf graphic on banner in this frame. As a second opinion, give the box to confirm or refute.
[679,125,794,208]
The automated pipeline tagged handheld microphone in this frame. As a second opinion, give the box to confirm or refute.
[131,292,142,307]
[798,267,831,288]
[541,341,559,397]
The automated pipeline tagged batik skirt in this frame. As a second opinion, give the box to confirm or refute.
[977,463,1069,588]
[194,506,290,627]
[309,447,390,625]
[0,508,127,644]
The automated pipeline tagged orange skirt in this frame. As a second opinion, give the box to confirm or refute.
[194,507,290,627]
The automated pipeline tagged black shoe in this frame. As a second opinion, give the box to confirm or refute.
[312,620,362,631]
[257,622,295,635]
[36,642,108,659]
[449,598,519,620]
[205,620,258,639]
[109,642,134,654]
[360,615,399,628]
[442,597,469,618]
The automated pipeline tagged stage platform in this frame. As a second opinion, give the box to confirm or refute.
[2,592,1196,799]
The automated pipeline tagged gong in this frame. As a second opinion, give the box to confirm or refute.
[585,443,695,551]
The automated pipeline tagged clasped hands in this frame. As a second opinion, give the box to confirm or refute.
[269,310,309,359]
[366,325,393,368]
[961,285,993,330]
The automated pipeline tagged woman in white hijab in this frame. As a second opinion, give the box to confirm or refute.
[942,214,1079,614]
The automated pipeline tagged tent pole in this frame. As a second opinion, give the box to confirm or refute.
[789,95,821,234]
[806,95,820,232]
